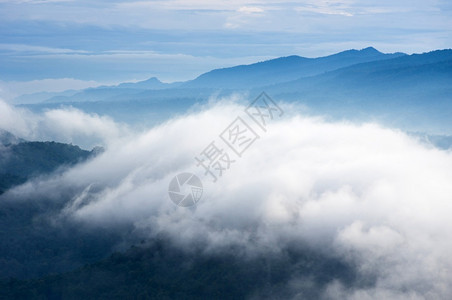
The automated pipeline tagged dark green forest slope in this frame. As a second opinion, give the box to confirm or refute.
[0,239,360,300]
[0,132,96,194]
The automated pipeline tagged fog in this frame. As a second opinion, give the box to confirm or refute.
[0,99,127,148]
[1,97,452,299]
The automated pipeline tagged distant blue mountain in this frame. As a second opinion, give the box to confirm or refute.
[17,47,404,104]
[114,77,179,90]
[16,48,452,132]
[41,77,180,104]
[13,89,79,104]
[183,47,405,88]
[266,49,452,98]
[262,49,452,132]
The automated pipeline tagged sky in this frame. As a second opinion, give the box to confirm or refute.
[0,0,451,96]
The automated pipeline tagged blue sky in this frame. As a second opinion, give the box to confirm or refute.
[0,0,451,96]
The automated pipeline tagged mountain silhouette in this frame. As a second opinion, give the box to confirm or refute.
[183,47,405,88]
[15,47,452,131]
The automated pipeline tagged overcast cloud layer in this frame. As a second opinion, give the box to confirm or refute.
[0,0,450,90]
[2,98,452,299]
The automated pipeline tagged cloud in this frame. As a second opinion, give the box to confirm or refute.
[0,0,71,3]
[5,98,452,298]
[295,0,354,16]
[224,5,265,28]
[237,6,264,14]
[0,98,127,148]
[0,78,105,101]
[0,0,449,82]
[0,47,272,82]
[0,43,88,54]
[1,0,447,32]
[295,6,353,17]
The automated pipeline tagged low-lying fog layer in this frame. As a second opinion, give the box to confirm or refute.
[1,97,452,299]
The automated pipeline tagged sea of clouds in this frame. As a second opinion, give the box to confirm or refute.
[1,97,452,299]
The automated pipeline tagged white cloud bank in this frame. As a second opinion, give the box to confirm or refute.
[0,99,127,148]
[2,99,452,298]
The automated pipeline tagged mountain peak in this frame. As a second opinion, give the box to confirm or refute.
[360,46,381,54]
[116,76,167,89]
[330,47,384,59]
[142,77,162,84]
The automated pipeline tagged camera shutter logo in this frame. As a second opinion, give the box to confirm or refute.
[168,173,203,207]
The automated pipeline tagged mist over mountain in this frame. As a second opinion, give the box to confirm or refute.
[264,49,452,132]
[0,132,122,281]
[267,49,452,99]
[1,99,452,298]
[13,90,80,105]
[41,78,180,104]
[18,47,406,104]
[0,131,98,194]
[184,47,405,88]
[16,48,451,133]
[115,77,179,90]
[0,129,23,145]
[1,47,452,299]
[1,0,451,296]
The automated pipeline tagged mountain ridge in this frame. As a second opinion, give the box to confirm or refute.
[0,132,98,195]
[13,47,406,104]
[183,47,406,88]
[13,48,452,132]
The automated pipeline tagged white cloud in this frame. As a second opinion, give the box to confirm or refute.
[0,98,128,148]
[295,0,354,17]
[295,6,354,17]
[1,0,447,31]
[224,5,266,29]
[5,98,452,298]
[237,6,264,14]
[0,43,87,54]
[0,0,449,73]
[0,0,71,3]
[115,0,261,12]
